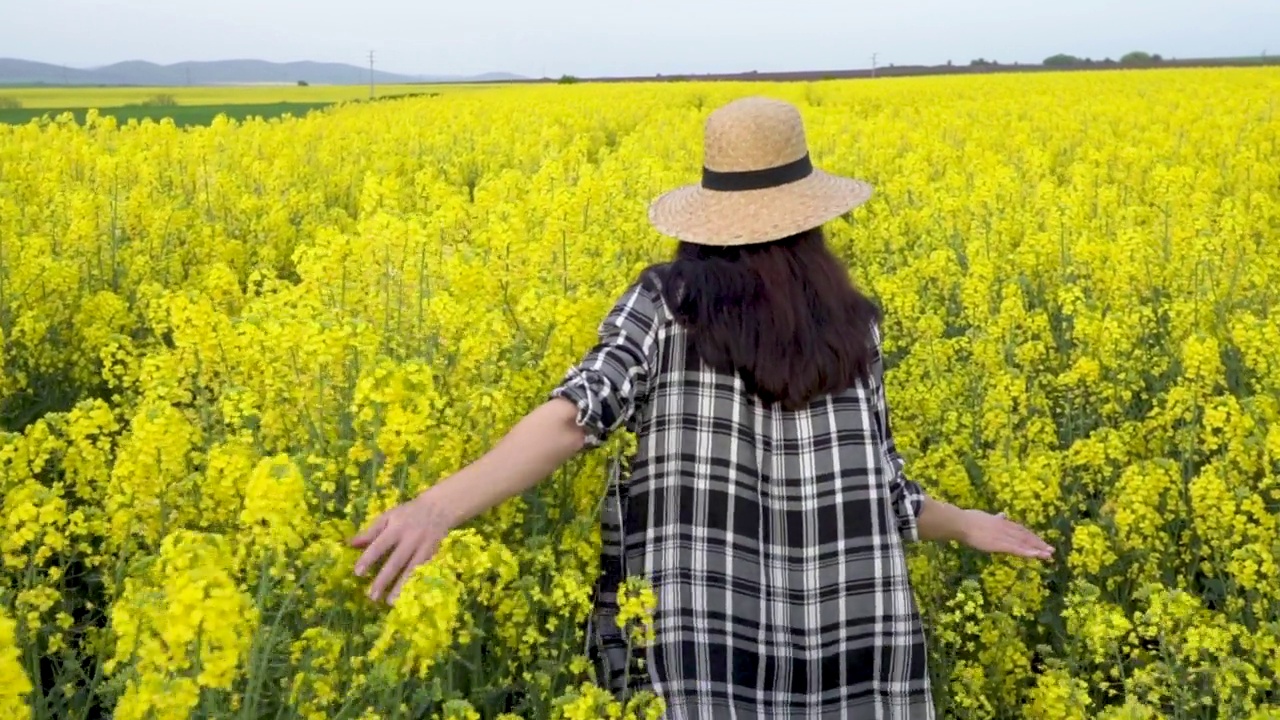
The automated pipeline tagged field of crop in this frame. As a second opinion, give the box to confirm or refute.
[0,102,347,129]
[0,84,479,128]
[0,83,480,109]
[1,67,1279,719]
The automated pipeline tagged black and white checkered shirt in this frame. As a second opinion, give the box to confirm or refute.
[551,268,935,719]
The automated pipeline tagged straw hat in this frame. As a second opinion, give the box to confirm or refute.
[648,96,873,247]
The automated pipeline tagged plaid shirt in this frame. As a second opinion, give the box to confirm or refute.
[551,269,935,719]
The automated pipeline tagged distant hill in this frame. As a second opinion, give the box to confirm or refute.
[0,58,524,86]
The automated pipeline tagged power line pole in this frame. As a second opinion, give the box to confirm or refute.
[368,50,376,99]
[871,52,878,78]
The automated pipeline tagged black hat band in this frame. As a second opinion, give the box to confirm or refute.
[701,153,814,192]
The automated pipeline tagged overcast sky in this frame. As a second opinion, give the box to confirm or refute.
[3,0,1276,78]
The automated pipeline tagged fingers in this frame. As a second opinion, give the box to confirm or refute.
[980,511,1054,560]
[1027,533,1054,557]
[387,541,438,605]
[349,513,389,549]
[354,520,399,577]
[1000,520,1053,559]
[994,533,1039,558]
[368,532,421,603]
[1011,538,1052,559]
[1013,523,1054,558]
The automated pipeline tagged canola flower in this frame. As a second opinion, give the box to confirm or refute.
[105,530,258,720]
[615,576,658,649]
[0,607,33,719]
[1,67,1279,718]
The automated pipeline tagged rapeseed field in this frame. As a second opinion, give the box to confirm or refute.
[2,68,1279,719]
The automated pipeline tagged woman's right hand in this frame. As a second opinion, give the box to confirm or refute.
[960,510,1055,560]
[350,489,458,605]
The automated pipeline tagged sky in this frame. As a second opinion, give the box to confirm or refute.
[2,0,1276,78]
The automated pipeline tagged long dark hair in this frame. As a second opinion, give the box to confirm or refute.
[653,226,882,410]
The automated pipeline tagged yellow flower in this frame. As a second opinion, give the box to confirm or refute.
[1095,697,1160,720]
[238,453,314,565]
[106,530,258,718]
[288,627,346,719]
[1068,522,1118,577]
[440,699,481,720]
[1026,667,1092,720]
[364,536,475,680]
[0,609,33,720]
[616,575,658,648]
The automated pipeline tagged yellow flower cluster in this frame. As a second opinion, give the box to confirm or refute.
[105,530,258,720]
[615,576,658,648]
[552,682,666,720]
[2,67,1280,718]
[0,607,33,719]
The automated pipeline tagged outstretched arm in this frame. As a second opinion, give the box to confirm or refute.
[349,277,662,605]
[419,398,586,527]
[350,398,586,603]
[917,496,1054,560]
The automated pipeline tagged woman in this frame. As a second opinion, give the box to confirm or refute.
[351,96,1054,718]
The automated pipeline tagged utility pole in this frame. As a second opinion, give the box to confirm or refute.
[871,52,878,78]
[368,50,376,99]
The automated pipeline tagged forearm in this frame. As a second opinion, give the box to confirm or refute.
[915,496,973,544]
[420,398,587,527]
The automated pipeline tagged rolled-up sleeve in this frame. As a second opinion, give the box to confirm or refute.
[550,280,661,448]
[872,324,927,543]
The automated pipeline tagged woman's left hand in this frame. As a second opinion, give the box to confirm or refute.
[960,510,1055,560]
[348,399,587,605]
[349,491,458,605]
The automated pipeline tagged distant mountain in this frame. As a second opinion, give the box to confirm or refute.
[0,59,98,85]
[0,58,524,86]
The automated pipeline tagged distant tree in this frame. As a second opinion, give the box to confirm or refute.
[557,74,580,84]
[946,59,953,66]
[1044,53,1082,67]
[1151,53,1163,62]
[0,96,22,109]
[297,80,310,86]
[1121,51,1154,65]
